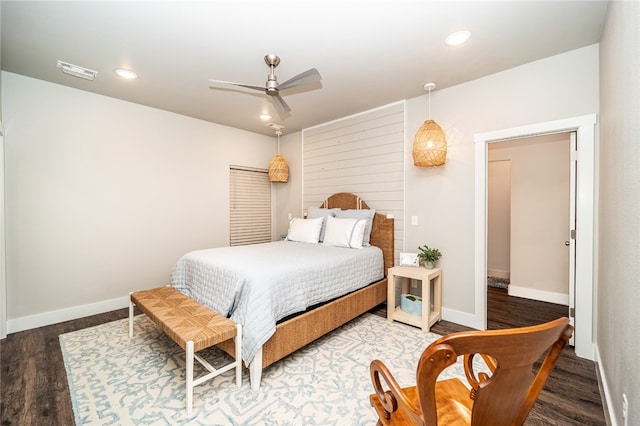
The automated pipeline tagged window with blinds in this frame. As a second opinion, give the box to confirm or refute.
[229,167,271,246]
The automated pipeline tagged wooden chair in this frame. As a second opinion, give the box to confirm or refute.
[370,317,574,425]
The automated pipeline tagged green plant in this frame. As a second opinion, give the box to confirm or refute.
[417,245,442,263]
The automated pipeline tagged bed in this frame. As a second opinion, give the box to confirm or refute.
[170,193,394,390]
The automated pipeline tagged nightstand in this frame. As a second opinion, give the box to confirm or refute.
[387,265,442,332]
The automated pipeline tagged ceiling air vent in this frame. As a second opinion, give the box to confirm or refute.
[56,60,98,81]
[266,123,285,131]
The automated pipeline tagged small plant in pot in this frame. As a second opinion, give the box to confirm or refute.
[417,245,442,269]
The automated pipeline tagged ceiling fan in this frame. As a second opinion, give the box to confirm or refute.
[208,54,322,116]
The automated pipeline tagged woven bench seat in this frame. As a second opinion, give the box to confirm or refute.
[129,286,242,413]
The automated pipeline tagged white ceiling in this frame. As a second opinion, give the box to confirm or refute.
[1,1,608,136]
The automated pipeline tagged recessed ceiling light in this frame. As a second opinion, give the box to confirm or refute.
[259,114,272,121]
[114,68,138,79]
[446,30,471,46]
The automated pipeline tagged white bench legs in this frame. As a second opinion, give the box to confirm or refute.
[185,325,242,413]
[128,288,242,413]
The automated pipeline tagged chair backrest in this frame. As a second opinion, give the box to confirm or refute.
[416,317,573,426]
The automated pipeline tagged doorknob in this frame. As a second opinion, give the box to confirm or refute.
[565,241,570,246]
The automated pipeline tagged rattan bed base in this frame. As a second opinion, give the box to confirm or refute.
[218,193,395,390]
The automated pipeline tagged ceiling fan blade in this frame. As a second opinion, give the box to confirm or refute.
[208,79,266,92]
[278,68,322,91]
[271,94,291,115]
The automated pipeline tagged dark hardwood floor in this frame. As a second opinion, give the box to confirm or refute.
[1,287,606,425]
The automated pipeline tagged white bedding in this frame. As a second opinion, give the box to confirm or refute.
[170,240,384,364]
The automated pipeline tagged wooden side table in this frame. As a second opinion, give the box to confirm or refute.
[387,265,442,332]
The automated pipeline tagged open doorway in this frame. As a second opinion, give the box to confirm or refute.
[474,114,596,360]
[486,133,574,341]
[487,133,572,307]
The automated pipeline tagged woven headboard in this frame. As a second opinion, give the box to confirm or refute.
[320,193,394,274]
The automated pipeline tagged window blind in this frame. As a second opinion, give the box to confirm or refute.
[229,167,271,246]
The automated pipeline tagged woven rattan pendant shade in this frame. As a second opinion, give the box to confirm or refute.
[269,129,289,182]
[269,153,289,182]
[413,119,447,167]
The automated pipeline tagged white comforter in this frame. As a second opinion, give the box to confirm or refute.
[170,240,383,364]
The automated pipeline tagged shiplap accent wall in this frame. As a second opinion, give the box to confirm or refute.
[302,101,405,260]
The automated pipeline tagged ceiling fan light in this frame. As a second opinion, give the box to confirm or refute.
[446,30,471,46]
[114,68,138,79]
[413,120,447,167]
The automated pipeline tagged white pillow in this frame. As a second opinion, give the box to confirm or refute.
[323,216,367,249]
[307,207,341,242]
[335,209,375,246]
[286,217,324,244]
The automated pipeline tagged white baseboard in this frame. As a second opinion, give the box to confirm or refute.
[507,285,569,306]
[594,344,617,426]
[487,269,510,279]
[442,307,484,330]
[6,295,130,334]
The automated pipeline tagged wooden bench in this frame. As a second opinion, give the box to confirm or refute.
[128,286,242,413]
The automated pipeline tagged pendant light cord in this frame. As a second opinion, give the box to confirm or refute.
[276,130,282,153]
[424,82,436,120]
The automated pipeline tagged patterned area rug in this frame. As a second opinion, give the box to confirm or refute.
[488,276,510,289]
[60,313,469,425]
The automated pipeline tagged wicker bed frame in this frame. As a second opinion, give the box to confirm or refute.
[218,192,395,390]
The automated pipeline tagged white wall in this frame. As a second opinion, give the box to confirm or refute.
[2,72,274,331]
[406,45,598,321]
[278,46,598,324]
[487,160,510,278]
[274,130,303,237]
[598,2,640,425]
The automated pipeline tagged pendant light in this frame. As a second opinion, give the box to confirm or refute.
[413,82,447,167]
[269,128,289,182]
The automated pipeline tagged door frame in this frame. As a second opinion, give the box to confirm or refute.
[1,126,6,339]
[568,131,577,344]
[474,114,596,360]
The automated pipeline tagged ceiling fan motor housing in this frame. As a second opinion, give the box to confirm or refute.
[266,77,279,95]
[265,55,280,95]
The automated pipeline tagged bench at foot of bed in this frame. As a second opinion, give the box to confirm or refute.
[129,286,242,413]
